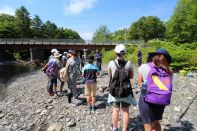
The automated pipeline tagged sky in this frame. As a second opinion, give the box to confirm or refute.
[0,0,179,40]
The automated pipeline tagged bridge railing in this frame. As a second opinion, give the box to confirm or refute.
[0,38,147,46]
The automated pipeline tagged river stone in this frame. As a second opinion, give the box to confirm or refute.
[174,106,181,112]
[0,113,5,119]
[36,109,41,114]
[47,122,63,131]
[66,120,76,127]
[47,99,53,104]
[40,109,48,115]
[66,118,71,122]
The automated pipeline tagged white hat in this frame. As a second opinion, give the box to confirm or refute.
[63,52,67,54]
[114,44,126,53]
[54,52,62,58]
[51,49,58,53]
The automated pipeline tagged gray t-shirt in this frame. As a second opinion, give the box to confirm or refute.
[108,60,133,78]
[138,63,151,81]
[67,57,80,79]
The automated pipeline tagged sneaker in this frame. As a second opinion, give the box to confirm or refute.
[57,92,63,97]
[68,103,76,107]
[88,106,92,113]
[91,106,96,113]
[110,124,118,131]
[54,94,58,99]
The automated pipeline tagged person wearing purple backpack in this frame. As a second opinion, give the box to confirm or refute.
[137,48,173,131]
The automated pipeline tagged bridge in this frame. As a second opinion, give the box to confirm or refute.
[0,38,119,50]
[0,38,143,63]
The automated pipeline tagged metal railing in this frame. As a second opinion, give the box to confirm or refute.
[0,38,147,46]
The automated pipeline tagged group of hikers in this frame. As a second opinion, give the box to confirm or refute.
[41,44,173,131]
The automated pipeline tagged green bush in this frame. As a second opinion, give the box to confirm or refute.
[102,40,197,72]
[13,52,22,60]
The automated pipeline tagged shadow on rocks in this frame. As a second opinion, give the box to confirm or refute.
[127,115,144,131]
[164,120,194,131]
[95,94,109,110]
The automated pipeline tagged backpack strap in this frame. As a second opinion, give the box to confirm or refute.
[113,60,127,69]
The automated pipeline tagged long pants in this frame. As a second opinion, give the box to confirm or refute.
[96,61,102,71]
[47,77,57,94]
[138,58,142,67]
[67,79,78,97]
[58,77,65,92]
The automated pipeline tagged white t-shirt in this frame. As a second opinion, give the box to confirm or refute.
[138,63,151,81]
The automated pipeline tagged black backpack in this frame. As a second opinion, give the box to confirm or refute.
[109,60,133,98]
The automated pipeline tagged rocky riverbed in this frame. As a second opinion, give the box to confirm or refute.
[0,65,196,131]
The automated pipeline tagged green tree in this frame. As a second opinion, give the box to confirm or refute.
[0,14,17,38]
[112,29,128,43]
[128,16,166,42]
[166,0,197,43]
[92,25,111,43]
[42,20,57,38]
[15,6,31,38]
[31,15,43,38]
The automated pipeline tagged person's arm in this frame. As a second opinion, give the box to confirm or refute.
[108,68,112,79]
[41,63,48,71]
[129,68,134,79]
[136,73,143,94]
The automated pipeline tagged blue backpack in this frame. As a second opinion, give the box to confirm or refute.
[45,60,59,77]
[145,63,173,105]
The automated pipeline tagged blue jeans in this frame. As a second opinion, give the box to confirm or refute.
[47,77,57,94]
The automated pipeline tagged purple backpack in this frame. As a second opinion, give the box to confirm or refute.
[145,63,172,105]
[46,60,59,77]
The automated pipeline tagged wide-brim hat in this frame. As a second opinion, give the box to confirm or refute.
[51,49,58,53]
[148,48,172,63]
[54,52,62,58]
[87,55,95,62]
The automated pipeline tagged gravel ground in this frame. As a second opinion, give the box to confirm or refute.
[0,65,196,131]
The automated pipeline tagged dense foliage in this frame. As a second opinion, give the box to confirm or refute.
[102,40,197,71]
[0,6,82,39]
[128,16,166,42]
[92,25,111,43]
[166,0,197,43]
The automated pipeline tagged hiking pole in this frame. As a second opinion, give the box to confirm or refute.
[177,92,197,123]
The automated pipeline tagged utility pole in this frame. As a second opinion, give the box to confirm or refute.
[125,28,127,45]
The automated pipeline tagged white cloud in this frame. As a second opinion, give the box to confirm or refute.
[79,31,93,41]
[64,0,97,15]
[0,6,15,15]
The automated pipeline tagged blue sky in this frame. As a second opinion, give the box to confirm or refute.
[0,0,178,40]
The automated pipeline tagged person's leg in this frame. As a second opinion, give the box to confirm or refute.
[53,78,58,94]
[71,80,78,98]
[47,77,53,95]
[91,83,96,110]
[59,77,64,93]
[85,84,91,105]
[121,103,130,131]
[152,121,161,131]
[112,106,120,130]
[144,124,152,131]
[67,81,73,103]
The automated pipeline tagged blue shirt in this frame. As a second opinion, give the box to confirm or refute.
[82,63,99,84]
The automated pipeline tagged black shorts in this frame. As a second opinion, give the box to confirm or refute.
[111,101,130,108]
[139,94,165,124]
